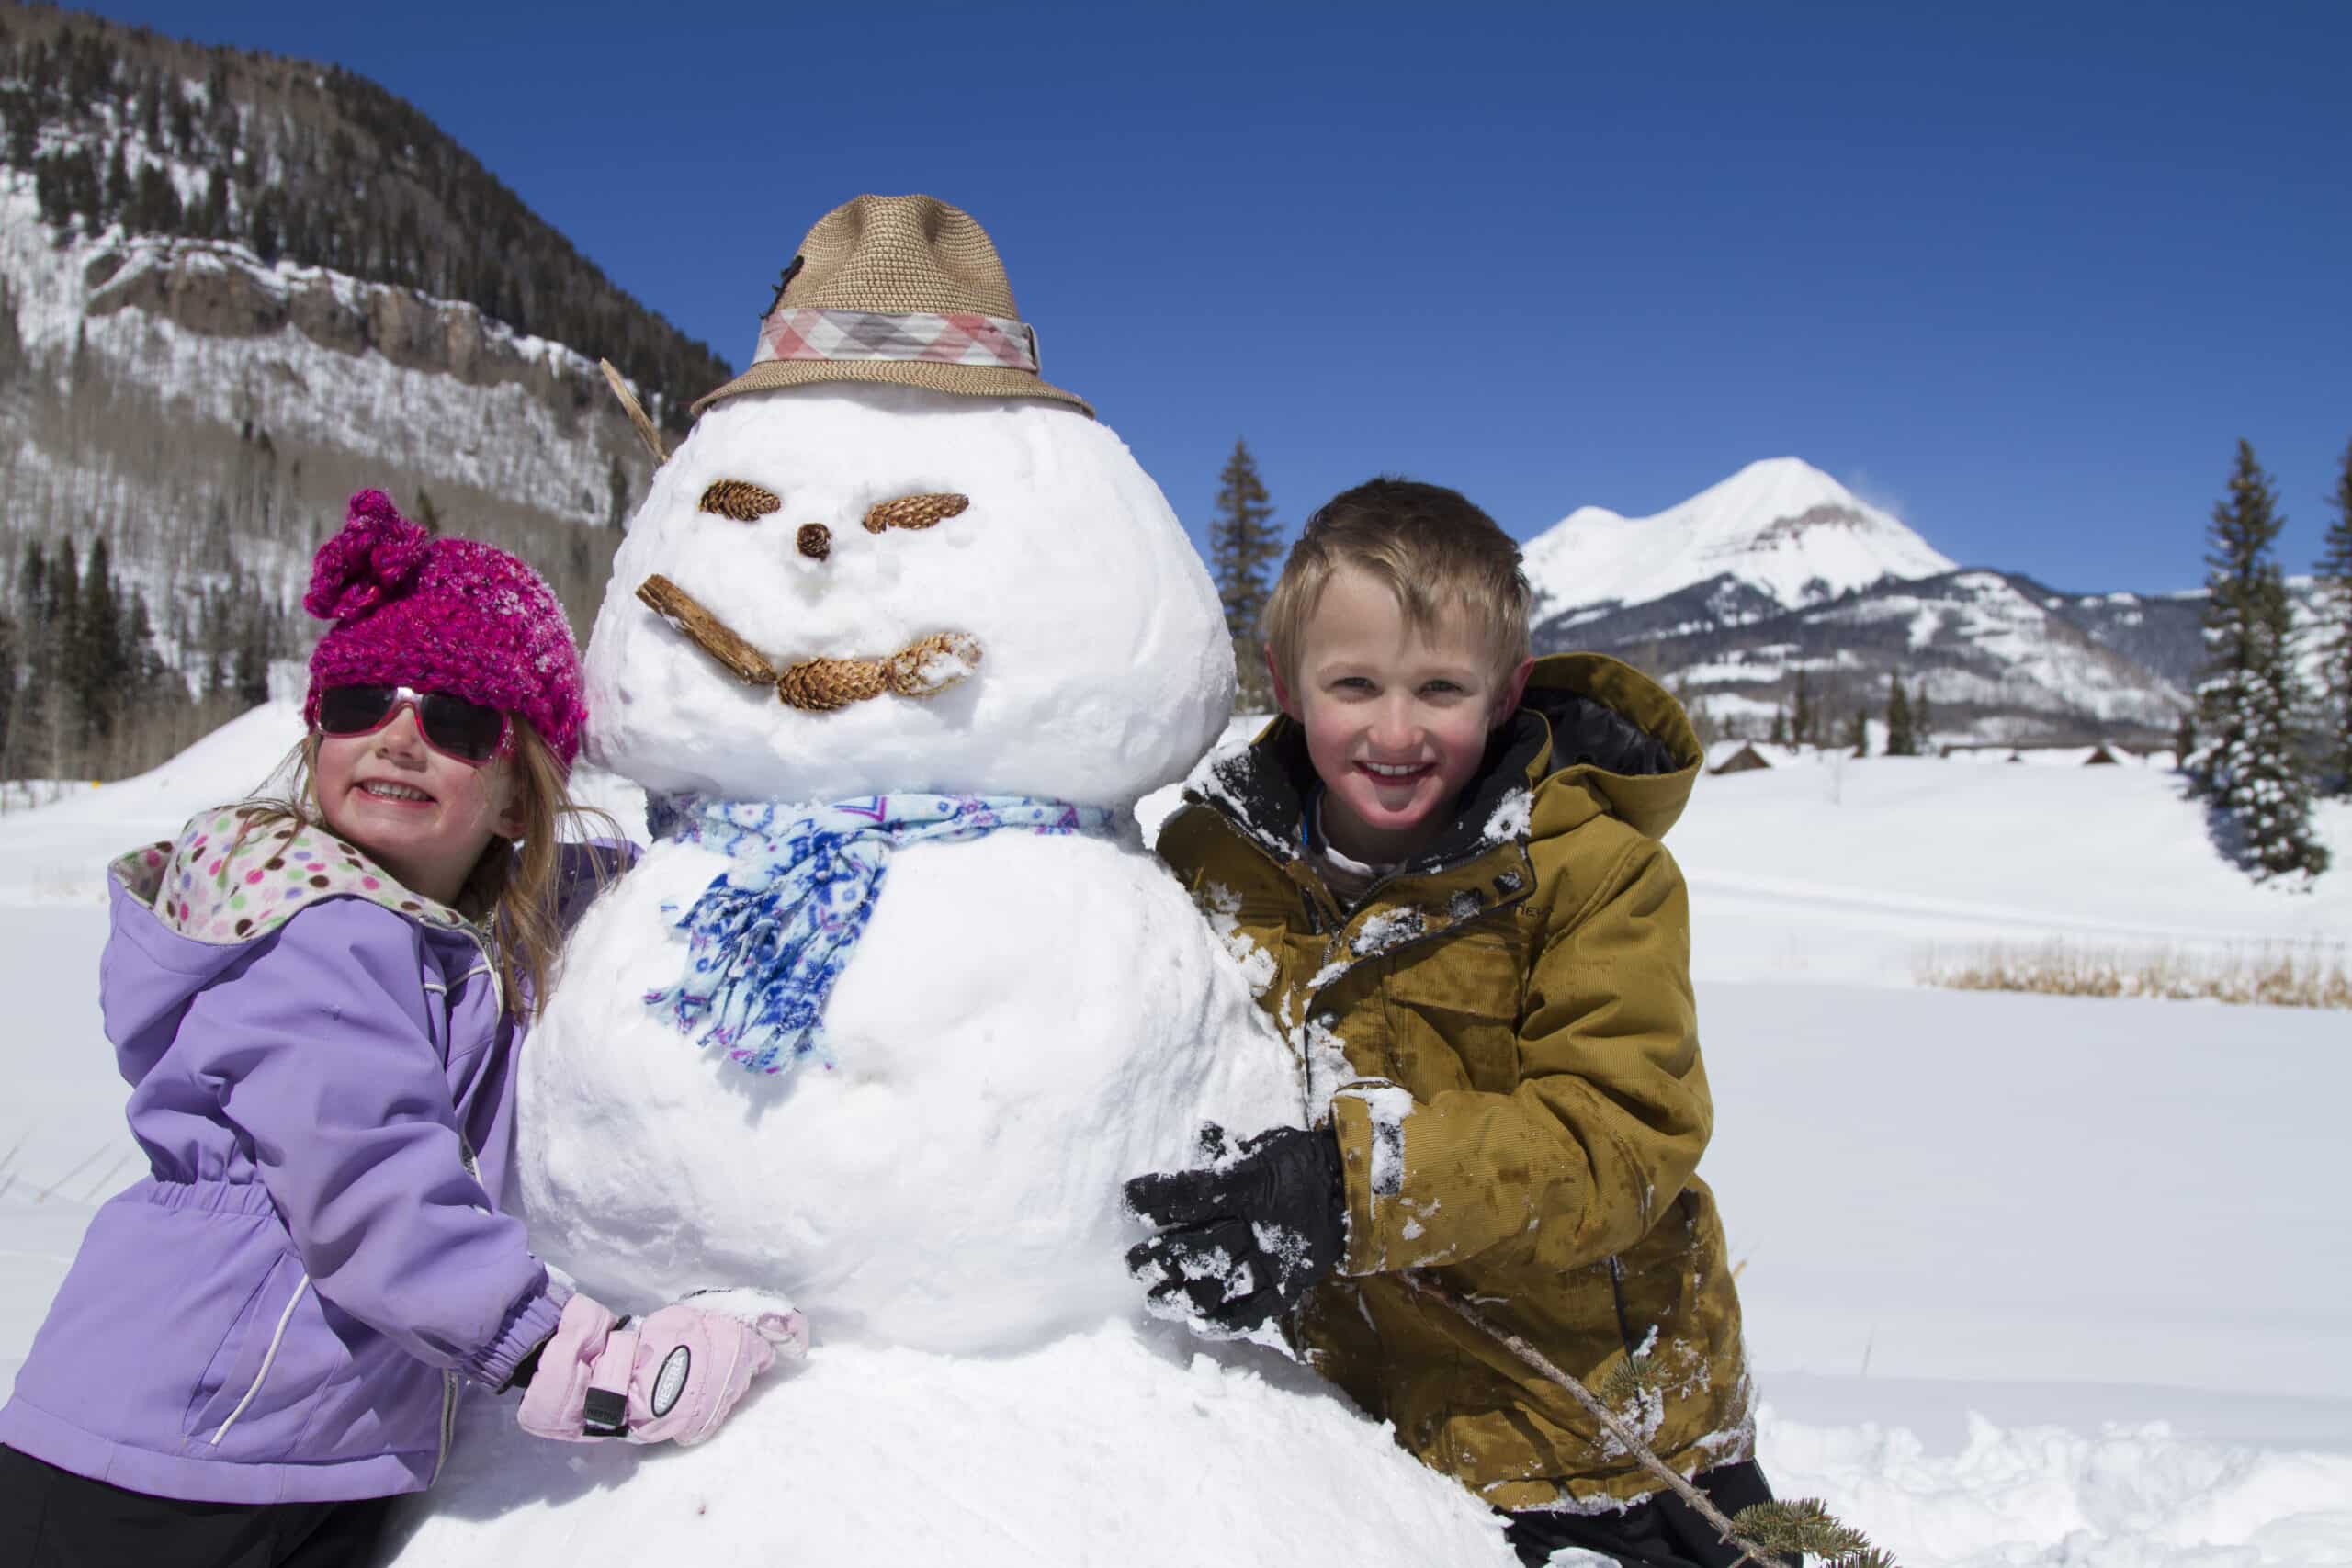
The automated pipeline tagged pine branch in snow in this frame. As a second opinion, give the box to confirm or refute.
[1729,1497,1896,1568]
[1401,1274,1902,1568]
[1596,1348,1660,1407]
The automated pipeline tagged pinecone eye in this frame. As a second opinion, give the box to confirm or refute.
[863,493,969,534]
[699,480,781,522]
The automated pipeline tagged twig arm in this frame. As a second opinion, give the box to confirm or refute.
[636,575,777,686]
[600,358,669,465]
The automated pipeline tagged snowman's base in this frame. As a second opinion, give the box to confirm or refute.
[384,1319,1513,1566]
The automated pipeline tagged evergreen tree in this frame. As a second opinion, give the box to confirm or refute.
[1769,706,1787,747]
[2193,440,2328,879]
[1913,681,1933,751]
[232,602,274,709]
[1208,439,1281,711]
[2173,711,2198,772]
[0,273,20,389]
[1846,707,1867,758]
[71,536,130,747]
[130,159,180,233]
[606,455,631,530]
[199,164,228,238]
[249,186,281,264]
[32,538,73,649]
[1789,669,1812,750]
[25,540,77,779]
[126,589,167,691]
[2317,435,2352,795]
[101,138,127,221]
[0,613,15,771]
[1884,672,1915,756]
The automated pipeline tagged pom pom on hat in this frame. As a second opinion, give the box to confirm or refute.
[303,490,432,624]
[302,491,587,767]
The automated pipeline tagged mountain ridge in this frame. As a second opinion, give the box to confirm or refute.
[1520,458,2250,748]
[0,7,689,778]
[2,1,727,426]
[1522,456,1959,621]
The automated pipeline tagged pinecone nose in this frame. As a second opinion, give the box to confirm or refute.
[797,523,831,561]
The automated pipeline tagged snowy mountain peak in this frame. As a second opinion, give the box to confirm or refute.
[1523,457,1959,618]
[1694,456,1869,527]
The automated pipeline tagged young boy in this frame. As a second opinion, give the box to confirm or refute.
[1127,478,1777,1568]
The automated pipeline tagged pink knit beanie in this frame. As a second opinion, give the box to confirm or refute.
[302,491,586,767]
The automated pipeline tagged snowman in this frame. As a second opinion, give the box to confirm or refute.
[390,197,1510,1564]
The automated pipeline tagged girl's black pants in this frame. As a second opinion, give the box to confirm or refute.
[0,1443,395,1568]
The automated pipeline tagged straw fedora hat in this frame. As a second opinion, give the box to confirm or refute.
[693,194,1092,419]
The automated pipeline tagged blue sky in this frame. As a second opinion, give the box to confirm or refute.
[85,0,2352,593]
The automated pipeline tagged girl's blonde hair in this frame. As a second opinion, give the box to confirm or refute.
[245,720,618,1020]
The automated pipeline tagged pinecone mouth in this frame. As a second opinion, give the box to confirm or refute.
[635,574,981,713]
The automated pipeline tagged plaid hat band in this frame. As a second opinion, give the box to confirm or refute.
[691,195,1091,418]
[754,307,1040,373]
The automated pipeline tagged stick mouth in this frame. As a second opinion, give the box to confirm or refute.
[635,574,982,712]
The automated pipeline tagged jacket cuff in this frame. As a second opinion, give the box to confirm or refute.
[467,1277,567,1389]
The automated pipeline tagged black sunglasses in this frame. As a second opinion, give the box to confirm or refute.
[315,684,513,766]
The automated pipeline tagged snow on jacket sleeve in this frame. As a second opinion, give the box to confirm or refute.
[1329,837,1713,1278]
[191,897,560,1386]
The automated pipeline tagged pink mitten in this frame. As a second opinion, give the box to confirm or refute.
[517,1291,807,1446]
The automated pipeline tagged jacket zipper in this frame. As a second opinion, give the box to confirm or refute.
[1604,1254,1640,1359]
[433,1371,458,1482]
[209,1272,312,1445]
[430,939,494,1484]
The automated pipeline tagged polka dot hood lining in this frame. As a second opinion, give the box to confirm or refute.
[110,807,477,947]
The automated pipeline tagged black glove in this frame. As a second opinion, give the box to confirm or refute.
[1123,1123,1346,1336]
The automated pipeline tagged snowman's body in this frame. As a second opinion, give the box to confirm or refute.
[521,821,1303,1354]
[390,387,1510,1563]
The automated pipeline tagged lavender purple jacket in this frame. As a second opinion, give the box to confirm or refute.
[0,809,628,1504]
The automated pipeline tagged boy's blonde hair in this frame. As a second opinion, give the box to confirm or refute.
[1262,477,1532,693]
[246,721,617,1020]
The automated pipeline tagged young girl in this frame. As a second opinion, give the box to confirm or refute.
[0,493,797,1568]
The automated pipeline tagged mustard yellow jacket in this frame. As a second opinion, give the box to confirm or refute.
[1156,653,1755,1511]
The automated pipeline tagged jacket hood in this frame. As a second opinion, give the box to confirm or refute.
[101,811,481,1089]
[1521,652,1700,841]
[1190,652,1699,870]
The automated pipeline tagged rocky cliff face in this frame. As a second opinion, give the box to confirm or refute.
[81,238,609,418]
[0,171,655,781]
[0,6,725,662]
[5,169,649,570]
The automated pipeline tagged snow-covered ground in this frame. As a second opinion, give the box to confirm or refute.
[3,709,2347,1566]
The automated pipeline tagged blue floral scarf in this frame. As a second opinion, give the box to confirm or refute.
[644,793,1119,1077]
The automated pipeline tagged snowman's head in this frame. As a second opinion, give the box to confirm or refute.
[583,383,1235,806]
